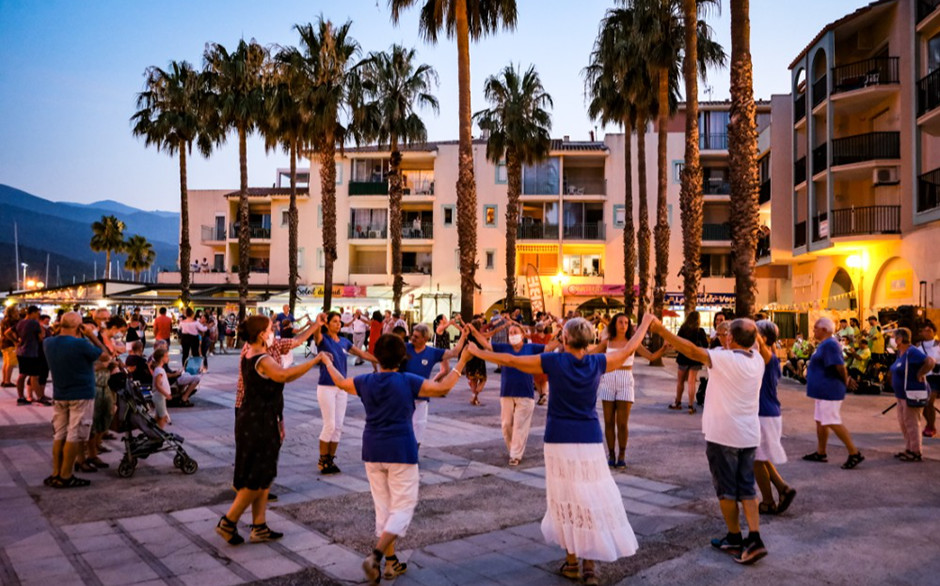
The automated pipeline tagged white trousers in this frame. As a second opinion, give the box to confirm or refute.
[500,397,536,460]
[317,385,347,443]
[412,400,429,445]
[365,462,420,537]
[353,332,366,355]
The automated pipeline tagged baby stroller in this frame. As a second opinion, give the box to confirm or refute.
[110,371,198,478]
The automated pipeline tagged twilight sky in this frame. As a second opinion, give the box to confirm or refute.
[0,0,865,212]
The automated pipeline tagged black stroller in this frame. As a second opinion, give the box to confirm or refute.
[110,371,198,478]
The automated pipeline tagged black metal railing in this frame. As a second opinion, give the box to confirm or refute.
[795,94,807,123]
[517,223,560,240]
[918,168,940,213]
[700,133,728,150]
[829,206,901,236]
[349,180,389,195]
[756,234,771,260]
[812,143,828,175]
[812,75,828,108]
[562,222,606,240]
[402,222,433,239]
[794,221,807,248]
[348,224,387,239]
[229,224,271,239]
[758,180,771,204]
[918,0,940,22]
[795,156,807,186]
[702,223,732,241]
[831,132,900,166]
[832,57,900,94]
[917,68,940,117]
[812,212,828,241]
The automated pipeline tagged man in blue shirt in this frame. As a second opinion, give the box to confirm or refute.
[402,323,467,446]
[802,317,864,469]
[43,312,110,488]
[273,304,294,336]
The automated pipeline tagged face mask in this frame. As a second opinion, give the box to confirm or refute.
[265,332,275,347]
[508,334,524,346]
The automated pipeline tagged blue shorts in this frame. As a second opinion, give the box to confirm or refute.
[706,441,757,501]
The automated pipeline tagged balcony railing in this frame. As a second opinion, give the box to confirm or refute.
[794,156,807,186]
[794,221,807,248]
[917,68,940,117]
[402,222,433,239]
[918,0,940,22]
[795,94,807,123]
[350,263,387,275]
[564,178,607,195]
[702,223,731,241]
[756,234,771,260]
[349,180,389,196]
[812,75,828,108]
[229,224,271,239]
[918,167,940,213]
[700,133,728,150]
[829,205,901,236]
[812,212,828,241]
[831,132,900,166]
[403,265,432,275]
[201,225,226,242]
[562,222,606,240]
[348,224,387,239]
[832,57,900,95]
[812,143,828,175]
[758,180,771,204]
[703,176,731,195]
[517,222,560,240]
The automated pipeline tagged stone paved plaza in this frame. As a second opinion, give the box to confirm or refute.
[1,346,938,586]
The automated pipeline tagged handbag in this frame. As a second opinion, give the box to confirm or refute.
[903,353,929,407]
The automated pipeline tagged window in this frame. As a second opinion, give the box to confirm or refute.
[484,204,498,227]
[613,205,625,228]
[563,254,603,277]
[495,161,507,184]
[317,248,325,269]
[702,167,730,195]
[485,250,495,270]
[297,247,304,269]
[281,207,290,227]
[673,160,684,183]
[523,157,560,195]
[335,162,343,185]
[351,209,388,236]
[700,253,732,278]
[699,110,730,149]
[442,205,456,227]
[351,159,389,183]
[562,202,604,238]
[213,254,224,272]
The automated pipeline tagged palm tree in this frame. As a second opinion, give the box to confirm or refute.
[204,39,269,319]
[474,64,552,312]
[390,0,518,320]
[124,234,156,281]
[729,0,759,317]
[679,0,703,316]
[131,60,212,304]
[90,215,126,279]
[295,19,359,313]
[353,44,439,312]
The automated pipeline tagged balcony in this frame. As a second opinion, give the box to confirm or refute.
[917,69,940,136]
[200,225,226,243]
[403,265,432,275]
[402,170,434,195]
[702,223,731,242]
[918,0,940,22]
[812,75,828,109]
[830,132,900,167]
[349,262,386,275]
[795,94,807,124]
[229,223,271,240]
[758,180,771,205]
[812,143,827,176]
[794,221,807,248]
[562,222,606,240]
[349,180,389,196]
[563,178,606,196]
[918,168,940,213]
[402,222,433,239]
[348,224,387,239]
[700,133,728,151]
[703,176,731,196]
[756,234,771,260]
[832,57,899,95]
[812,213,827,242]
[828,206,901,237]
[517,222,559,240]
[794,156,807,186]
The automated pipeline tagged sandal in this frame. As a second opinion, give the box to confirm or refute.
[249,523,284,542]
[537,394,547,406]
[776,487,797,515]
[43,475,60,487]
[667,401,682,410]
[383,555,407,579]
[559,561,580,580]
[363,550,382,584]
[801,452,828,463]
[841,452,865,470]
[75,461,97,473]
[215,515,245,545]
[758,502,778,515]
[898,451,922,462]
[582,568,599,586]
[56,475,90,488]
[688,406,697,414]
[87,457,109,469]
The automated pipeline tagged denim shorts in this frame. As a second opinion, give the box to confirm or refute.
[705,441,757,501]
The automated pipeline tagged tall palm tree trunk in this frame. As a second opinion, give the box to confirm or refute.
[288,141,299,315]
[729,0,759,317]
[622,117,636,316]
[505,150,521,311]
[237,125,250,319]
[680,0,704,316]
[389,145,404,312]
[653,72,670,321]
[178,139,192,305]
[105,251,112,280]
[637,111,651,321]
[319,134,338,312]
[455,2,479,321]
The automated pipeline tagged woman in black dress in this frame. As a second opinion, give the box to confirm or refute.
[670,311,709,413]
[216,315,323,545]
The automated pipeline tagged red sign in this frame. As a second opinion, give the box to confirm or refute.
[525,264,545,313]
[563,284,627,297]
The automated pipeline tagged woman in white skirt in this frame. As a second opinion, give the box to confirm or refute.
[322,334,471,584]
[754,320,796,515]
[312,312,378,475]
[469,315,654,584]
[592,314,668,469]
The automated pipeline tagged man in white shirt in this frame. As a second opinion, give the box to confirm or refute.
[920,320,940,437]
[351,309,370,365]
[652,317,768,566]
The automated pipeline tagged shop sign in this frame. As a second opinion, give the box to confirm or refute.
[665,292,736,307]
[298,285,366,298]
[525,264,545,313]
[563,284,627,297]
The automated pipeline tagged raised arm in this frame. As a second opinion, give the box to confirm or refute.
[419,348,472,397]
[468,324,493,351]
[256,353,322,384]
[441,326,470,361]
[311,313,326,345]
[651,317,711,368]
[606,314,655,371]
[290,321,318,348]
[466,344,544,375]
[756,333,774,365]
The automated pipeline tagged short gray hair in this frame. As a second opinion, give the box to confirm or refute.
[412,323,431,338]
[564,317,595,350]
[756,319,779,345]
[815,317,835,333]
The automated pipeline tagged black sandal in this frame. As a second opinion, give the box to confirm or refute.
[758,502,778,515]
[215,515,245,545]
[668,401,682,410]
[383,555,407,579]
[801,452,828,463]
[841,452,865,469]
[43,475,60,487]
[57,475,90,488]
[898,451,922,462]
[776,487,797,515]
[559,561,580,579]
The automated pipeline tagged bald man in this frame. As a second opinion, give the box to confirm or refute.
[43,312,110,488]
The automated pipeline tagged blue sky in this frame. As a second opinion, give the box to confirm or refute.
[0,0,864,212]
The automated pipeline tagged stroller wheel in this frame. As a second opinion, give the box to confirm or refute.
[173,454,184,469]
[181,458,198,475]
[118,458,137,478]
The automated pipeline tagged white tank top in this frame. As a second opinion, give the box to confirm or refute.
[606,344,635,368]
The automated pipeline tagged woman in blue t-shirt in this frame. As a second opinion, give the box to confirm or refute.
[312,312,379,475]
[467,315,654,584]
[322,333,471,584]
[888,327,935,462]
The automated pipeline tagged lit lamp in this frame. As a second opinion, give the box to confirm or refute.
[846,252,869,320]
[552,272,569,314]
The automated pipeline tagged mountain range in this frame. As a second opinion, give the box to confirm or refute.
[0,184,180,291]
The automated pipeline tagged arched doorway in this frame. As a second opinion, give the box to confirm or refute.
[870,256,917,311]
[826,267,855,310]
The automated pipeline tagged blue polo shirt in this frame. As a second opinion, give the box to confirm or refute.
[759,355,782,417]
[540,352,606,444]
[403,343,446,403]
[354,372,424,464]
[43,336,101,401]
[317,335,352,386]
[493,343,545,399]
[806,337,847,401]
[890,347,929,400]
